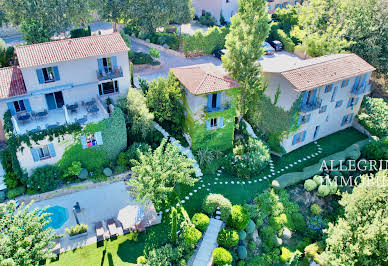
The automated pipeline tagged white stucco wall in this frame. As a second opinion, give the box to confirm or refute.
[221,0,239,22]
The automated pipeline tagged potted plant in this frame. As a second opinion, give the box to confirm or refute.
[66,224,88,239]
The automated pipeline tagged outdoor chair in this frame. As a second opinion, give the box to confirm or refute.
[52,238,61,255]
[95,221,105,242]
[107,218,118,237]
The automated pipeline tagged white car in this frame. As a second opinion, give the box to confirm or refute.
[263,42,275,55]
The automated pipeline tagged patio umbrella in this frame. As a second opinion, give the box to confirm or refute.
[117,205,139,228]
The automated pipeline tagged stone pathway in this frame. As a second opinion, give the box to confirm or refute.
[192,218,223,266]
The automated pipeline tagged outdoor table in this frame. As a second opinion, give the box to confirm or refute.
[67,104,78,113]
[88,106,99,114]
[85,100,95,107]
[36,111,48,119]
[17,114,30,121]
[76,117,87,124]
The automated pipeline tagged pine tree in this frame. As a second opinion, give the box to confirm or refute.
[170,208,178,244]
[130,62,135,88]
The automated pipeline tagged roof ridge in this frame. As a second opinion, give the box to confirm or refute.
[281,54,353,73]
[195,72,210,94]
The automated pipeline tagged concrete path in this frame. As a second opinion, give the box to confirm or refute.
[193,218,223,266]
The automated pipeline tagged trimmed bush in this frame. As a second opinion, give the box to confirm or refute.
[203,194,232,221]
[0,190,6,202]
[269,213,287,231]
[329,170,342,178]
[65,224,88,236]
[310,204,322,215]
[280,246,292,263]
[103,168,113,177]
[313,175,323,186]
[304,179,318,191]
[182,226,202,247]
[217,228,239,248]
[245,219,256,235]
[291,213,306,232]
[227,205,250,231]
[212,247,233,266]
[192,213,210,231]
[137,256,147,265]
[27,165,60,193]
[260,226,276,250]
[238,245,247,260]
[238,230,247,241]
[317,185,330,197]
[327,179,338,194]
[78,168,88,179]
[6,186,26,199]
[248,240,257,250]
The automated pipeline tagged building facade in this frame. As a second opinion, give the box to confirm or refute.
[267,0,302,14]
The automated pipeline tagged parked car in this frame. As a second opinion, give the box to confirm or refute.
[213,49,228,59]
[268,40,283,51]
[263,42,275,55]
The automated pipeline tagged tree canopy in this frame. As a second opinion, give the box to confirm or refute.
[0,202,58,264]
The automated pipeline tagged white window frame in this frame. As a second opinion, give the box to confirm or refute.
[38,145,50,159]
[98,80,119,96]
[42,67,55,83]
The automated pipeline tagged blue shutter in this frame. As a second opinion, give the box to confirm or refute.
[331,86,338,102]
[349,113,354,124]
[354,97,359,106]
[301,131,306,142]
[48,143,56,157]
[353,76,360,89]
[360,74,366,88]
[207,94,212,111]
[206,120,210,130]
[216,93,221,108]
[80,135,87,149]
[97,59,104,72]
[30,148,40,162]
[95,131,103,145]
[7,102,16,115]
[347,98,352,108]
[24,99,31,112]
[341,115,347,126]
[53,66,60,81]
[112,56,117,70]
[219,117,224,128]
[292,133,298,145]
[36,69,44,84]
[307,114,311,122]
[314,126,320,139]
[297,114,302,126]
[312,88,318,103]
[302,91,308,105]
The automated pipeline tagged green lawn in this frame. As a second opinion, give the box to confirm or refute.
[49,128,367,265]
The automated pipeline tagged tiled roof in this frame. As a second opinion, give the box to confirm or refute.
[280,54,375,92]
[0,66,27,99]
[172,63,240,95]
[15,33,130,68]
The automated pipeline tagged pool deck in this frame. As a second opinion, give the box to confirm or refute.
[30,181,161,253]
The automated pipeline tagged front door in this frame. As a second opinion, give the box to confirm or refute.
[45,91,64,110]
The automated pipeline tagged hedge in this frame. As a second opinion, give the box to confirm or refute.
[70,26,91,38]
[6,186,26,199]
[272,139,371,189]
[276,29,295,52]
[192,213,210,231]
[182,26,229,55]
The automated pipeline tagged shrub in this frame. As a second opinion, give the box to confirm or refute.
[0,190,5,202]
[313,175,324,186]
[238,230,247,241]
[276,29,295,52]
[291,213,306,232]
[245,220,256,235]
[362,137,388,161]
[63,161,82,179]
[327,179,338,194]
[130,52,154,65]
[304,242,324,265]
[27,165,60,193]
[78,168,88,179]
[317,185,330,197]
[203,194,232,221]
[260,226,276,250]
[199,12,217,26]
[65,224,88,236]
[103,168,113,177]
[126,142,151,167]
[269,213,288,231]
[70,26,91,38]
[149,47,160,58]
[248,240,257,250]
[357,96,388,138]
[212,247,233,266]
[280,246,292,263]
[192,213,210,231]
[304,179,318,192]
[237,261,245,266]
[146,244,182,265]
[217,228,239,248]
[227,205,250,231]
[4,172,19,189]
[137,256,147,265]
[237,245,247,260]
[182,226,202,247]
[182,26,229,55]
[310,204,322,215]
[329,170,342,178]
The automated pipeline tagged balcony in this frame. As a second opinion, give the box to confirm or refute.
[351,83,371,96]
[205,103,231,113]
[96,66,123,81]
[300,98,322,113]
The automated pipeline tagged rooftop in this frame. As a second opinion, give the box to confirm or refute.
[0,66,27,99]
[15,33,130,68]
[172,63,240,95]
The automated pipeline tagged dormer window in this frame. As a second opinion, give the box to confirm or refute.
[36,66,60,84]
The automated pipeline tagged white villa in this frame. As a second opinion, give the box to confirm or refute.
[260,52,375,153]
[0,33,130,173]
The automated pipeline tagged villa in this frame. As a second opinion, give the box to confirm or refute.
[0,33,130,174]
[259,52,375,153]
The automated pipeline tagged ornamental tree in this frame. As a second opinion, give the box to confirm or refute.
[222,0,270,116]
[321,170,388,265]
[0,202,58,264]
[130,139,197,208]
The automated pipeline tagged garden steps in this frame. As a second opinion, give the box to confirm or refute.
[192,218,223,266]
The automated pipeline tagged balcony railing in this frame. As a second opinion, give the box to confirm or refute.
[351,83,371,95]
[205,103,231,113]
[96,66,123,81]
[300,98,322,113]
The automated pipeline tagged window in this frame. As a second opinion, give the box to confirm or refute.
[335,100,343,108]
[292,131,306,145]
[38,145,50,159]
[102,57,113,73]
[324,84,333,93]
[98,80,119,96]
[212,94,217,108]
[341,113,354,126]
[42,67,55,82]
[13,100,26,113]
[347,97,358,108]
[86,133,97,147]
[299,114,310,125]
[210,118,218,128]
[341,79,349,88]
[319,105,327,113]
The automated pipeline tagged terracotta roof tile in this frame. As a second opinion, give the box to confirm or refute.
[0,66,27,99]
[15,33,129,68]
[281,54,375,92]
[172,63,240,95]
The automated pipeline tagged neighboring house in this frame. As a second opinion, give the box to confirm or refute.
[267,0,302,14]
[0,33,130,174]
[260,52,375,153]
[192,0,238,24]
[172,63,240,152]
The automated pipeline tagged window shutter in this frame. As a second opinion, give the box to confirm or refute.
[112,56,118,70]
[206,120,210,130]
[353,76,360,89]
[80,135,87,149]
[53,66,60,81]
[302,91,308,105]
[48,143,56,157]
[30,148,40,162]
[307,114,311,122]
[219,117,224,128]
[216,92,221,108]
[297,114,302,126]
[349,113,354,124]
[341,116,347,126]
[331,86,338,102]
[97,59,104,72]
[24,99,31,112]
[312,88,318,103]
[36,69,44,84]
[347,98,352,108]
[7,102,16,115]
[96,131,103,145]
[355,97,359,106]
[301,131,306,142]
[207,94,212,110]
[292,133,298,145]
[360,74,366,88]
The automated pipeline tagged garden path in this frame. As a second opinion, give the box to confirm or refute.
[192,218,224,266]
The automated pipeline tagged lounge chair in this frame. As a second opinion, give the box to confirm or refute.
[107,218,118,237]
[95,221,105,242]
[52,238,61,255]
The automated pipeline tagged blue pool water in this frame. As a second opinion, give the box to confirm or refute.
[44,206,69,229]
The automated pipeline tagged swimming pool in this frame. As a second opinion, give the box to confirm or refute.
[44,206,69,229]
